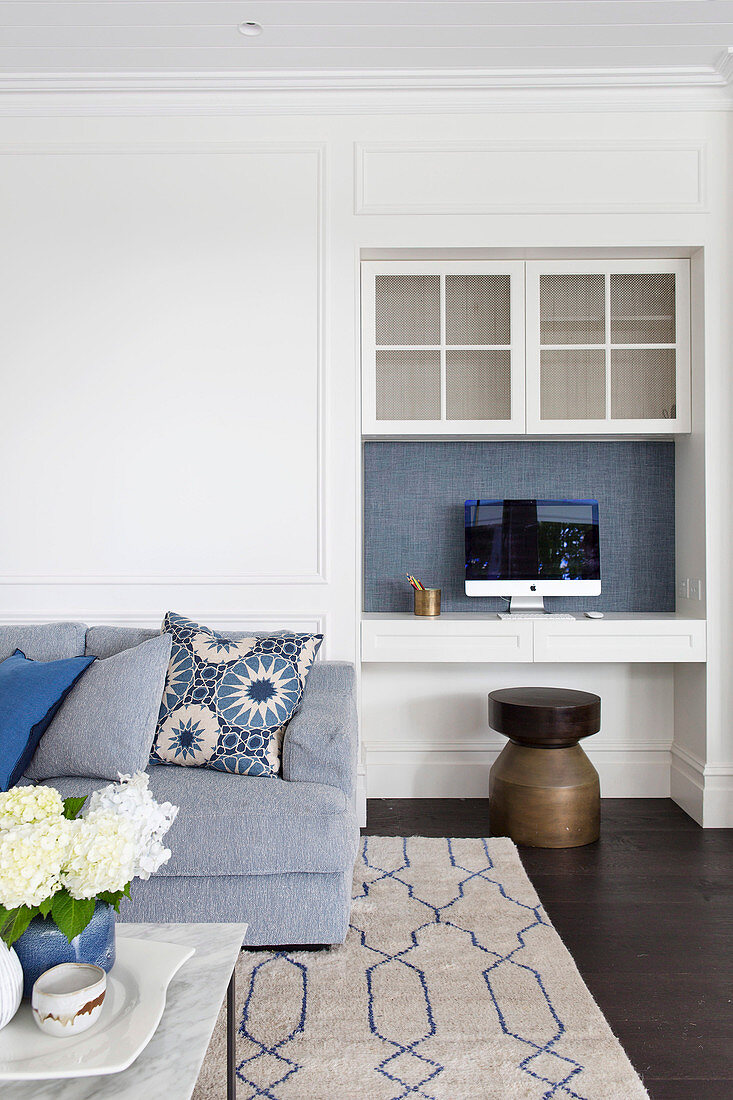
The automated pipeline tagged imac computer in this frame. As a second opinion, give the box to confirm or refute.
[465,499,601,615]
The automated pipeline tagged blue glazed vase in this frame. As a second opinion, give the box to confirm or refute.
[13,902,116,998]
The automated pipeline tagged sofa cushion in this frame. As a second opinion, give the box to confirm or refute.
[26,634,173,782]
[0,623,86,663]
[282,663,358,799]
[84,624,299,659]
[151,612,322,778]
[47,766,357,877]
[0,649,95,790]
[85,626,159,659]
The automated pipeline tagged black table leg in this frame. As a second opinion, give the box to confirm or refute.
[227,968,236,1100]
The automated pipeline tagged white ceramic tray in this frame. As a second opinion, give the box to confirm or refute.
[0,938,194,1080]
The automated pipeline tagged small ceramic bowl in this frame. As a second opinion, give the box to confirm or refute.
[31,963,106,1038]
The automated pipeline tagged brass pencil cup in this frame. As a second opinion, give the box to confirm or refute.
[414,588,441,617]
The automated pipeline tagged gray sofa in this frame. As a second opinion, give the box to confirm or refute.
[6,622,360,946]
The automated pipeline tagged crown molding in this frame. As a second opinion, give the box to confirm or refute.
[0,64,728,94]
[0,64,731,115]
[716,46,733,84]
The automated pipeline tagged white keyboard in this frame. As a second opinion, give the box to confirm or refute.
[497,612,576,620]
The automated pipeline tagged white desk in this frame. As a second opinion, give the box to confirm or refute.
[362,612,706,664]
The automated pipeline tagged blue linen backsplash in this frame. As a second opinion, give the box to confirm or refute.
[363,440,675,614]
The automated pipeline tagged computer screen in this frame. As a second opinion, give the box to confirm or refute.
[465,499,600,583]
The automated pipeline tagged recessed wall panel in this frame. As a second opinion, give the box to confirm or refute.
[356,142,705,214]
[0,147,323,581]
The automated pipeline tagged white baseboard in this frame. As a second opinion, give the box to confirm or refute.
[700,760,733,827]
[670,743,705,824]
[366,740,672,799]
[670,744,733,826]
[367,749,494,799]
[586,745,672,797]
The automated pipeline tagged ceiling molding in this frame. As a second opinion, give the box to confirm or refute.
[716,46,733,83]
[1,64,730,92]
[0,65,731,116]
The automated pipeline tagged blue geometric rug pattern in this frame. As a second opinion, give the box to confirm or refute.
[353,836,583,1100]
[195,837,648,1100]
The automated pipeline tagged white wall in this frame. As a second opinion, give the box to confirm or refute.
[0,105,730,823]
[695,110,733,826]
[2,147,322,581]
[364,662,674,799]
[0,121,357,665]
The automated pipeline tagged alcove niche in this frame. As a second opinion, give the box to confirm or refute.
[358,247,706,808]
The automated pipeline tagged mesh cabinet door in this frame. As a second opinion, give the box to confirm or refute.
[527,260,690,434]
[362,262,525,434]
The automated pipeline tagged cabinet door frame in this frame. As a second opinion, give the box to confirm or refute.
[361,260,526,435]
[525,258,691,434]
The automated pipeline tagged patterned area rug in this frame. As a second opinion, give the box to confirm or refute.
[194,837,648,1099]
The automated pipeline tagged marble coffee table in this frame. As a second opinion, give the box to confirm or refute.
[2,922,248,1100]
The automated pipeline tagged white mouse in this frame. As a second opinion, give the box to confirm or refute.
[585,611,604,619]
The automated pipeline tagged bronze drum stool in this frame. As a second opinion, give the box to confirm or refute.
[488,687,601,848]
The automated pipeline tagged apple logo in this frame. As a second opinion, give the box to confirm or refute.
[530,584,537,591]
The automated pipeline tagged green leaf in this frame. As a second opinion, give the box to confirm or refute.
[97,890,123,912]
[63,796,87,821]
[1,905,37,947]
[38,897,53,918]
[50,890,96,944]
[97,882,132,914]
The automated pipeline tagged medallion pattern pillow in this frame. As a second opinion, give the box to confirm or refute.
[151,613,322,777]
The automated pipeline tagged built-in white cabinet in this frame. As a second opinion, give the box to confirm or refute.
[362,258,691,436]
[361,613,707,664]
[525,260,691,433]
[361,261,526,434]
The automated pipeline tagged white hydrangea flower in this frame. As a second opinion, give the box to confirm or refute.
[0,818,72,909]
[81,772,178,882]
[62,814,137,900]
[0,774,178,915]
[0,785,64,831]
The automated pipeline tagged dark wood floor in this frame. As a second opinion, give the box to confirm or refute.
[363,798,733,1100]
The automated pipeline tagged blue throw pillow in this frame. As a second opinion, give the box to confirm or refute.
[0,649,96,790]
[151,612,322,777]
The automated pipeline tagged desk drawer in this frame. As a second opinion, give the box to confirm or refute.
[533,619,706,663]
[361,619,533,663]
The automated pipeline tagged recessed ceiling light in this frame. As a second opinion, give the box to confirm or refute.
[238,21,263,37]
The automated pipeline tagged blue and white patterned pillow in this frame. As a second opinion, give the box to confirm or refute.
[152,612,322,777]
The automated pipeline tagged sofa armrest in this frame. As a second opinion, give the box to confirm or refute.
[282,662,357,800]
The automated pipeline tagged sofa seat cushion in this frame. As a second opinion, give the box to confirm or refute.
[47,766,358,878]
